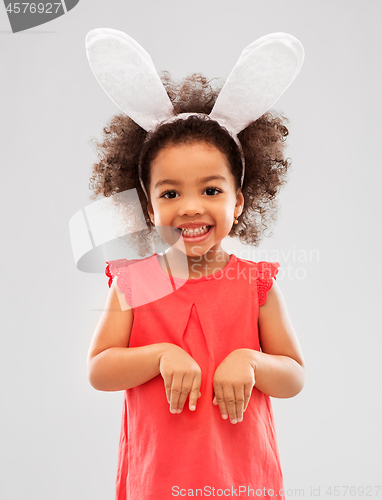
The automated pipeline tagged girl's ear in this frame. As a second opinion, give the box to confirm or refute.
[235,189,244,215]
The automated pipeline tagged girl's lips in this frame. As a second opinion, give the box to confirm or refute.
[178,225,213,242]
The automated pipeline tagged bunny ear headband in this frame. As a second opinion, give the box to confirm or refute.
[86,28,304,196]
[69,29,304,273]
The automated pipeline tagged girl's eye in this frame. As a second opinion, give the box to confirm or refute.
[161,190,179,199]
[160,186,222,199]
[204,186,221,196]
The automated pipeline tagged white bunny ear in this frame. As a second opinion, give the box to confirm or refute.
[86,28,174,131]
[210,33,305,135]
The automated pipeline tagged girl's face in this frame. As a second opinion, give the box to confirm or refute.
[147,141,244,258]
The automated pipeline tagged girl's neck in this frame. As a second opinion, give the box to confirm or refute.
[157,247,231,279]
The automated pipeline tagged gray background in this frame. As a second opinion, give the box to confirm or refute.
[1,1,381,499]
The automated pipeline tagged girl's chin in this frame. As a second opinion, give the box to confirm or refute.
[166,241,209,257]
[174,245,209,256]
[170,240,224,259]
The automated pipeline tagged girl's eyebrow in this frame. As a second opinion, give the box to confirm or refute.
[155,175,228,189]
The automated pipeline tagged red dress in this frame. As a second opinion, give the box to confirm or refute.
[105,253,283,500]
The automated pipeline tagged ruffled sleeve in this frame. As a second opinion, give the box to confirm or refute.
[256,261,280,307]
[105,259,132,305]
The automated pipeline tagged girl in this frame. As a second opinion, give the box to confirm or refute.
[85,29,305,500]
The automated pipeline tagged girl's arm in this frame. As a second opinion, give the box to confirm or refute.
[87,282,202,413]
[212,280,305,423]
[87,281,166,391]
[252,279,305,398]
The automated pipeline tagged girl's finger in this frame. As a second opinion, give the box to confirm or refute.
[169,374,183,413]
[243,383,253,412]
[188,373,202,411]
[223,386,237,424]
[212,390,217,405]
[164,376,172,404]
[213,384,228,420]
[177,374,193,413]
[234,385,245,422]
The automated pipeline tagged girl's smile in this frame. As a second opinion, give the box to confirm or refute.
[147,141,244,276]
[176,224,213,241]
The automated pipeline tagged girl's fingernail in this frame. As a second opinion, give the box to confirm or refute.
[222,414,228,420]
[177,409,182,413]
[170,409,177,414]
[237,417,243,422]
[190,405,196,411]
[231,419,237,424]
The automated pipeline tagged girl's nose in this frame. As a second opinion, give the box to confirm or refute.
[178,195,205,217]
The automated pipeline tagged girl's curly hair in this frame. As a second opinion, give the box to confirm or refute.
[89,72,291,256]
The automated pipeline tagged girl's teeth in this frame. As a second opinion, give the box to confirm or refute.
[181,225,210,236]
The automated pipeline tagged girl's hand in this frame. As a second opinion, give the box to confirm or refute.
[159,344,202,414]
[212,349,256,424]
